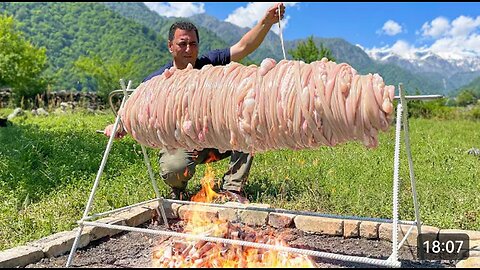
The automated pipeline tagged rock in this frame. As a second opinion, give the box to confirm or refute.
[60,102,69,111]
[37,108,49,116]
[238,209,269,227]
[467,148,480,156]
[0,245,44,268]
[7,108,24,120]
[268,212,295,228]
[54,108,66,115]
[294,215,344,236]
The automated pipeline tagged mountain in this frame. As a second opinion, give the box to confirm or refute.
[455,75,480,98]
[101,2,229,56]
[1,1,472,97]
[0,2,171,91]
[100,2,462,95]
[286,38,374,69]
[367,49,480,94]
[185,13,447,95]
[188,13,284,63]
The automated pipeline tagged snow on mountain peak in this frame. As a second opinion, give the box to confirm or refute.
[364,46,480,73]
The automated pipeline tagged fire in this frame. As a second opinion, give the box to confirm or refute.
[190,164,219,204]
[152,164,316,268]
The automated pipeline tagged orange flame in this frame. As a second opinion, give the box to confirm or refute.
[153,164,315,268]
[190,165,219,203]
[204,150,220,163]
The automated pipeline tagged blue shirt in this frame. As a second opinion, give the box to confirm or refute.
[142,48,231,83]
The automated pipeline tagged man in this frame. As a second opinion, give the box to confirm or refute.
[113,3,285,203]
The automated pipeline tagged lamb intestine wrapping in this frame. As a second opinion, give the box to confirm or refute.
[117,58,395,153]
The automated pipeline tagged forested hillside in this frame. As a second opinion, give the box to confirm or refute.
[0,2,466,96]
[188,11,449,95]
[0,2,171,92]
[101,2,229,57]
[455,76,480,98]
[188,13,283,63]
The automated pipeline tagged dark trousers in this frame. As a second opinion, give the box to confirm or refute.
[158,148,253,192]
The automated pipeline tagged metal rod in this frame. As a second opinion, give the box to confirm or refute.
[109,89,134,116]
[84,198,159,221]
[399,84,423,240]
[393,94,443,101]
[81,221,401,267]
[140,144,169,227]
[82,80,424,268]
[66,80,132,267]
[163,199,418,226]
[397,224,416,250]
[390,85,405,263]
[107,89,445,104]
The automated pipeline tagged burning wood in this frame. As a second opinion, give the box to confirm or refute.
[152,164,316,267]
[152,222,316,268]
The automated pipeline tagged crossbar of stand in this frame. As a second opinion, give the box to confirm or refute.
[66,82,432,268]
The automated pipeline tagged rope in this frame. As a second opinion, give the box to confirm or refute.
[391,102,403,261]
[277,6,287,60]
[81,221,401,267]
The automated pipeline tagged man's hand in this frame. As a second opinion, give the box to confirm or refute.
[263,2,285,26]
[230,2,285,62]
[103,123,127,139]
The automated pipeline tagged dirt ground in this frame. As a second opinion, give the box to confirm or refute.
[25,219,457,268]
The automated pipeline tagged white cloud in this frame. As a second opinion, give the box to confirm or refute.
[143,2,205,18]
[271,15,290,36]
[389,40,417,59]
[225,2,298,35]
[367,15,480,60]
[428,15,480,59]
[378,20,403,36]
[430,33,480,59]
[421,17,450,38]
[450,15,480,38]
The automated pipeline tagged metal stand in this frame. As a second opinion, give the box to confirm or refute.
[66,82,432,268]
[65,80,168,267]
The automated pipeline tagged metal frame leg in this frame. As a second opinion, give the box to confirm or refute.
[66,80,132,267]
[399,84,423,239]
[388,84,423,264]
[140,144,169,227]
[64,80,426,268]
[388,89,403,263]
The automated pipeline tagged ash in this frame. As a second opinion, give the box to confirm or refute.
[26,220,457,268]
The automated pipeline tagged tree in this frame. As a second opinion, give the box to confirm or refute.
[288,36,335,63]
[456,89,476,107]
[74,54,136,101]
[0,14,47,103]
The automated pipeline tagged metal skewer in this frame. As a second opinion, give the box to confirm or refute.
[393,94,443,101]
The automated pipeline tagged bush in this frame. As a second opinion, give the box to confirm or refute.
[407,98,458,120]
[0,15,48,104]
[466,105,480,120]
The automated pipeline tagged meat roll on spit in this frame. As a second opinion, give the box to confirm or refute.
[109,58,395,154]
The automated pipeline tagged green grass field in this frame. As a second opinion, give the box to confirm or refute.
[0,108,479,251]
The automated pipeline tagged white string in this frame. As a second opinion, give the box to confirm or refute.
[277,6,287,60]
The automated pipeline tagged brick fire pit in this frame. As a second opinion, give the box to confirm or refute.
[1,200,478,268]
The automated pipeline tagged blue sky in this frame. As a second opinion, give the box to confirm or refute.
[144,2,480,59]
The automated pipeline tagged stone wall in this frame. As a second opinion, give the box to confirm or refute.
[0,88,106,110]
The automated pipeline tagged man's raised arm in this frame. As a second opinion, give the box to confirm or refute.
[230,3,285,62]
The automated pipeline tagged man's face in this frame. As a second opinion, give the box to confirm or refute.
[168,29,199,69]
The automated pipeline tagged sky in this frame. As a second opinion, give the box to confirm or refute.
[143,2,480,60]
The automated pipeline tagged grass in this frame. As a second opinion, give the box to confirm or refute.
[0,108,479,251]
